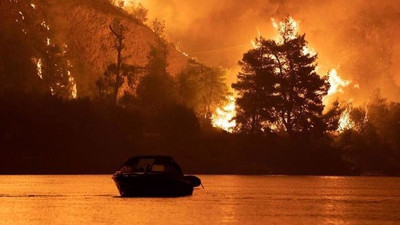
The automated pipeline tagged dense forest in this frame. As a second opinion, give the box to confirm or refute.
[0,0,399,175]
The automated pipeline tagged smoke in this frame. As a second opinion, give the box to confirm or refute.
[134,0,400,103]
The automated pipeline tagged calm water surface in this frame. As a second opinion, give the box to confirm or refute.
[0,175,399,225]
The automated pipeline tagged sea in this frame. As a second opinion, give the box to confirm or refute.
[0,175,399,225]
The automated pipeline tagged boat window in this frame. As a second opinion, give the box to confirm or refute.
[151,164,165,172]
[136,159,155,172]
[120,165,133,173]
[119,157,175,173]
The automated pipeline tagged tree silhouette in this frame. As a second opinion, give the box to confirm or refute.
[136,19,178,107]
[152,19,166,40]
[97,19,139,104]
[0,0,43,93]
[132,3,148,23]
[41,44,75,98]
[233,17,330,135]
[322,100,343,132]
[0,0,73,96]
[232,38,279,134]
[136,45,177,107]
[97,63,137,101]
[178,59,229,119]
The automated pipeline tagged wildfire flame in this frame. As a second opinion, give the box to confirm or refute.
[66,59,78,99]
[327,69,351,96]
[41,20,50,31]
[111,0,142,9]
[337,108,355,132]
[35,58,43,79]
[175,42,189,57]
[250,39,260,49]
[323,69,357,132]
[212,95,236,132]
[214,16,358,133]
[18,11,24,21]
[272,16,299,42]
[302,46,316,56]
[215,17,304,132]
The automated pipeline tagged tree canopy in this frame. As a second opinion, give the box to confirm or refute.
[233,17,330,135]
[97,19,140,104]
[178,59,229,119]
[136,44,177,107]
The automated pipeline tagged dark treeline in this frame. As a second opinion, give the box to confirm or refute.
[0,90,347,174]
[0,2,399,175]
[1,89,399,175]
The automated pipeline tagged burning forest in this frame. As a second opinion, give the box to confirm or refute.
[0,0,399,175]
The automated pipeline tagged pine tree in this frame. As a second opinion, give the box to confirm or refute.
[232,40,278,133]
[233,17,330,135]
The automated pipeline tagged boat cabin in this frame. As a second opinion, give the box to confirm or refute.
[117,155,184,177]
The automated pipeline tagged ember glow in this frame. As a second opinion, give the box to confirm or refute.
[322,69,352,104]
[35,58,43,79]
[327,69,351,96]
[28,9,77,99]
[67,60,78,99]
[324,69,355,131]
[111,0,142,9]
[212,95,236,132]
[39,15,76,98]
[274,16,298,42]
[338,108,355,132]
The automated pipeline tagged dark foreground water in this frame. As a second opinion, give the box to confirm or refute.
[0,175,399,225]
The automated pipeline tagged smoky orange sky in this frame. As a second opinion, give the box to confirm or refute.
[136,0,400,104]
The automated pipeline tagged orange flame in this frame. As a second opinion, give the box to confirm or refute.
[35,58,43,79]
[327,69,351,96]
[324,70,355,132]
[212,95,236,132]
[338,108,355,132]
[217,17,356,133]
[67,59,78,99]
[112,0,142,9]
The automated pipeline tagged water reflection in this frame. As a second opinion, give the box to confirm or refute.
[0,175,399,225]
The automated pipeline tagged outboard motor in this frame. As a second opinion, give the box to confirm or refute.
[184,175,204,188]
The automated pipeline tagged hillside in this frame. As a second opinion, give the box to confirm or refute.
[2,0,188,97]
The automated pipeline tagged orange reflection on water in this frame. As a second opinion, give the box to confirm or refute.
[0,175,399,225]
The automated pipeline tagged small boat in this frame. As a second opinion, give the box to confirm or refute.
[112,155,202,197]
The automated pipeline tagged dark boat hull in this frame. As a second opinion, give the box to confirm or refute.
[113,174,193,197]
